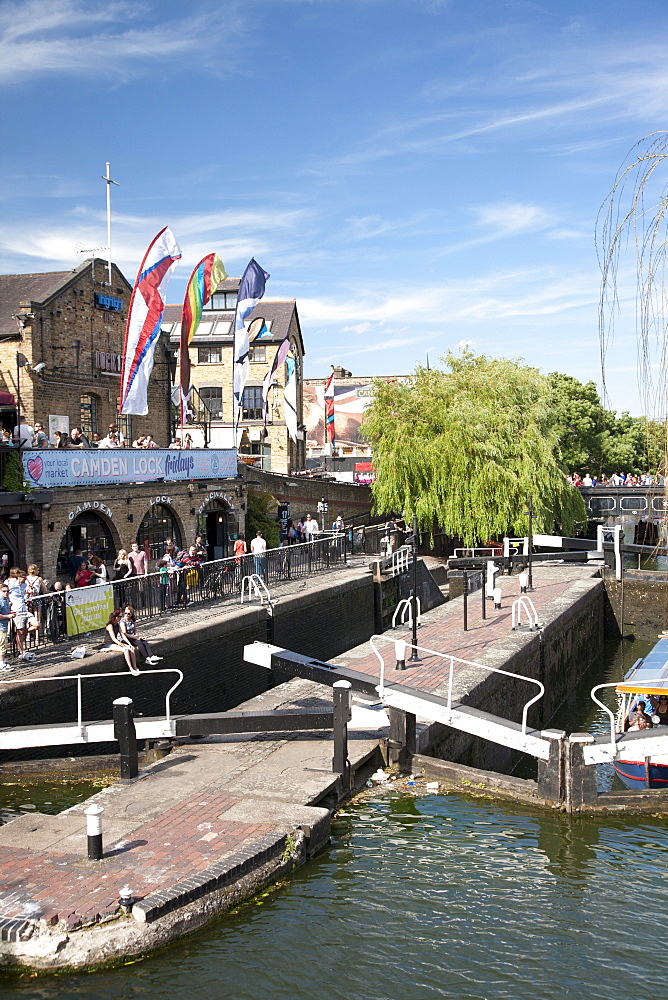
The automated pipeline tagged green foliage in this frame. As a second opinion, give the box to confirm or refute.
[547,371,666,476]
[2,450,26,493]
[363,351,586,546]
[245,488,280,548]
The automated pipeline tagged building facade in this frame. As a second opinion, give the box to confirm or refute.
[161,278,306,475]
[0,258,172,446]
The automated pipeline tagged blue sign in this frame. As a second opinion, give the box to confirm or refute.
[23,449,238,488]
[95,293,124,312]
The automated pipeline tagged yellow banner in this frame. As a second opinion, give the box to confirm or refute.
[65,585,114,637]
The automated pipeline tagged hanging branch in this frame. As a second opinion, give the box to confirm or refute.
[596,132,668,421]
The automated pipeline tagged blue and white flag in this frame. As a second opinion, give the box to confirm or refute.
[233,258,270,425]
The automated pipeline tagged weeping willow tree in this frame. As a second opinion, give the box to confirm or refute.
[362,351,585,546]
[597,132,668,476]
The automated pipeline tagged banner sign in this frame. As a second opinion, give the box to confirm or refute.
[23,449,238,488]
[65,585,115,637]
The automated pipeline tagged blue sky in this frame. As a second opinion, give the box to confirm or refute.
[2,0,668,415]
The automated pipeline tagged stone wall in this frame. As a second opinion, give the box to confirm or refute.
[430,575,605,771]
[603,572,668,641]
[0,571,376,737]
[237,466,373,523]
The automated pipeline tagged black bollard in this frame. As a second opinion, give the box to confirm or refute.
[113,696,138,780]
[481,571,486,620]
[332,680,352,786]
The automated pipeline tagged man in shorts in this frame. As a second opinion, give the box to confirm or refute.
[8,569,39,659]
[0,584,15,669]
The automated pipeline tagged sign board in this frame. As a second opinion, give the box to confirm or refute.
[65,585,114,637]
[48,415,69,443]
[22,448,238,488]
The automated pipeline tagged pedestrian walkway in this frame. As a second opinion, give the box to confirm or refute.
[331,563,599,698]
[0,677,385,964]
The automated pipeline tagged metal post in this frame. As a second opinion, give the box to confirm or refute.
[113,696,138,780]
[388,707,417,769]
[481,572,486,620]
[85,803,104,860]
[463,570,468,631]
[527,495,534,592]
[409,515,420,662]
[332,680,351,787]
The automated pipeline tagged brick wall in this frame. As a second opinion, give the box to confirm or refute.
[237,466,373,523]
[5,260,171,445]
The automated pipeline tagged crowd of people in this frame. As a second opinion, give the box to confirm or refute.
[4,418,184,450]
[568,472,663,487]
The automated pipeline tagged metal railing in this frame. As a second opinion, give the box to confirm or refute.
[0,667,183,733]
[19,534,348,650]
[511,597,542,631]
[370,634,545,739]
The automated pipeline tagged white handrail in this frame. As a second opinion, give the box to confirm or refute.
[370,633,544,738]
[240,574,271,605]
[391,597,421,629]
[511,596,541,630]
[0,667,183,728]
[589,677,668,752]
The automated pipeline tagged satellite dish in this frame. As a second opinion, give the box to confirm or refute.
[247,316,266,343]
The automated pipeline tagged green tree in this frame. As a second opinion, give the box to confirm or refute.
[362,351,586,546]
[547,372,608,473]
[244,488,280,548]
[547,372,665,477]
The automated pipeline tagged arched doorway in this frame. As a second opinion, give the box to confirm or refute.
[58,511,117,578]
[197,499,238,560]
[137,504,183,561]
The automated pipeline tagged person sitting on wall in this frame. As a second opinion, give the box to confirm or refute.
[104,610,139,675]
[119,605,162,664]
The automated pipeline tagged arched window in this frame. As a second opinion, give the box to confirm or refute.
[58,511,116,578]
[137,505,182,561]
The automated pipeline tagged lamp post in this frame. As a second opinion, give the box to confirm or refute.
[525,495,535,592]
[408,514,421,662]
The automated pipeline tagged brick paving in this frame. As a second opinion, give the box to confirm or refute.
[0,561,597,948]
[0,789,277,933]
[332,565,596,696]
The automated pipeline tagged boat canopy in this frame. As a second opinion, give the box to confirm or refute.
[617,638,668,695]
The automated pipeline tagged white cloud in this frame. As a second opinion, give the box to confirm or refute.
[0,0,245,84]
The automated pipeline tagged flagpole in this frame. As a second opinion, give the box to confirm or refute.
[101,162,119,287]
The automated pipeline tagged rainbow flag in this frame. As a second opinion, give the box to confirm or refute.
[179,254,227,425]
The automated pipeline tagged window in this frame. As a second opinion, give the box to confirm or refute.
[116,414,132,444]
[199,386,223,420]
[208,292,238,310]
[242,386,263,420]
[652,497,668,511]
[239,442,271,471]
[79,394,98,437]
[249,345,266,362]
[198,345,222,364]
[137,505,182,562]
[588,497,615,513]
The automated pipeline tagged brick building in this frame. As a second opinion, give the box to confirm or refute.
[0,259,245,577]
[0,257,172,446]
[161,277,306,474]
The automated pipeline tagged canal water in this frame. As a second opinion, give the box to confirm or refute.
[1,638,666,999]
